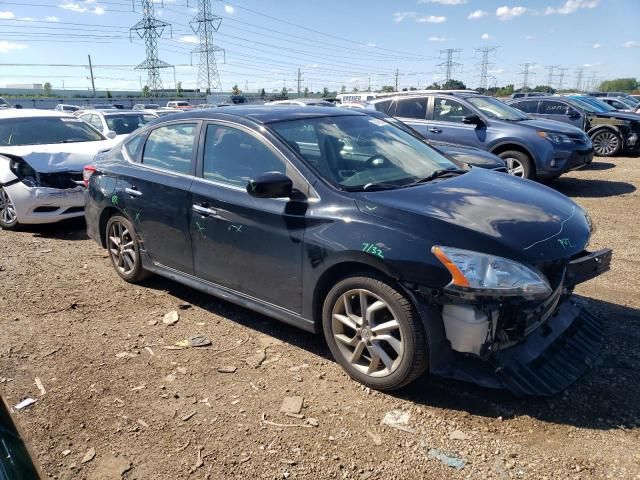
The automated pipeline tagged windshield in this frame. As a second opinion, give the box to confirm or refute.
[0,98,10,108]
[565,98,600,113]
[270,115,457,191]
[467,96,528,121]
[0,116,105,146]
[613,97,637,109]
[105,114,153,135]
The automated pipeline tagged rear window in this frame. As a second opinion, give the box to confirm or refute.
[105,114,152,135]
[0,116,104,146]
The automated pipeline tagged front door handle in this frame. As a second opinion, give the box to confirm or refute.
[125,187,142,197]
[192,204,217,217]
[428,127,442,134]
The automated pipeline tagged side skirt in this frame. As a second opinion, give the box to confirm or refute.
[140,252,317,334]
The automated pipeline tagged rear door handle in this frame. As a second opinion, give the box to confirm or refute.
[125,187,142,197]
[192,204,217,217]
[428,127,442,134]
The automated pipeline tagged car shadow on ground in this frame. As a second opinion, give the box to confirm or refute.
[582,160,616,171]
[552,177,636,198]
[18,217,88,241]
[142,274,640,432]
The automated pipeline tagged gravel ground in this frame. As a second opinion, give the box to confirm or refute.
[1,155,639,480]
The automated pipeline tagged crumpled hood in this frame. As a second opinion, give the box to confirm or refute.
[0,139,116,173]
[519,118,585,134]
[588,112,640,124]
[356,168,591,262]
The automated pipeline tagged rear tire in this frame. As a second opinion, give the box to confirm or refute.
[0,187,19,230]
[498,150,534,179]
[322,275,429,391]
[591,130,622,157]
[105,214,150,283]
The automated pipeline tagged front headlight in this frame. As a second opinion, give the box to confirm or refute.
[8,157,39,187]
[537,131,572,144]
[432,246,552,300]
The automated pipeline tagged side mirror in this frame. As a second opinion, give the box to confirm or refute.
[14,104,22,109]
[247,172,293,198]
[462,114,482,125]
[568,111,581,119]
[106,130,117,139]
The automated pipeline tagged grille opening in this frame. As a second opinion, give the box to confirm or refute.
[33,206,59,213]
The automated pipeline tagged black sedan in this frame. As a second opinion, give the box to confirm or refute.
[85,106,611,395]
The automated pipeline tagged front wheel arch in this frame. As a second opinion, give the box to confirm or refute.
[490,144,537,178]
[589,128,622,157]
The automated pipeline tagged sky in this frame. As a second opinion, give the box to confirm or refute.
[0,0,638,94]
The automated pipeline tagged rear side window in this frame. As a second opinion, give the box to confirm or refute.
[395,98,427,119]
[373,99,393,114]
[141,123,196,174]
[540,101,569,115]
[513,100,539,114]
[202,124,285,188]
[124,134,145,161]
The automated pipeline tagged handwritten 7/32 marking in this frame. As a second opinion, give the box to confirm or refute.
[361,242,384,259]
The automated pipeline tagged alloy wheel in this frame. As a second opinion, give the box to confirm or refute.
[505,157,525,177]
[331,289,404,377]
[108,220,137,275]
[0,188,17,226]
[592,131,620,156]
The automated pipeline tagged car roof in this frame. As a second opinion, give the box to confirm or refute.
[149,105,363,125]
[0,108,72,119]
[369,92,486,103]
[81,109,145,115]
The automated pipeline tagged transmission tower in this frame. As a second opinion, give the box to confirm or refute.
[130,0,172,96]
[519,62,535,92]
[190,0,225,94]
[545,64,559,91]
[475,46,498,90]
[438,49,463,84]
[557,67,569,91]
[575,68,585,91]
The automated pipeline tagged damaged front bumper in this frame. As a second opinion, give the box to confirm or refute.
[3,180,85,224]
[430,248,612,396]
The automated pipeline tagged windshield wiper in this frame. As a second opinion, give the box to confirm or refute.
[341,182,400,192]
[409,168,466,185]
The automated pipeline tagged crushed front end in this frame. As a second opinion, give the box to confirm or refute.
[426,247,612,396]
[1,154,85,224]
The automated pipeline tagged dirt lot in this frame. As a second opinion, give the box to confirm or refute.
[1,156,639,480]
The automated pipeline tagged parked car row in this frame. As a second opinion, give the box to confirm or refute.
[0,102,614,397]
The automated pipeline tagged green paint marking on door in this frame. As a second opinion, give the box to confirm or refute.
[111,195,118,205]
[134,212,141,224]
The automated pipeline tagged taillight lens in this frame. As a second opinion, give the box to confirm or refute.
[83,165,97,188]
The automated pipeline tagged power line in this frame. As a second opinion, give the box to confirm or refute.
[130,0,173,95]
[438,49,462,84]
[190,0,224,94]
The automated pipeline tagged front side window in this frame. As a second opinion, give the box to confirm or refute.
[395,98,427,119]
[270,115,456,191]
[141,123,196,174]
[433,98,474,123]
[0,116,104,146]
[202,124,285,187]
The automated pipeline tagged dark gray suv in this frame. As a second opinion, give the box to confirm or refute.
[368,93,592,181]
[509,96,640,157]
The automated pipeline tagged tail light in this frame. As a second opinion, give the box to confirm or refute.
[83,165,97,188]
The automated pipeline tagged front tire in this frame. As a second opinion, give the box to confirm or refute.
[498,150,534,179]
[322,275,429,391]
[105,215,149,283]
[591,130,621,157]
[0,187,19,230]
